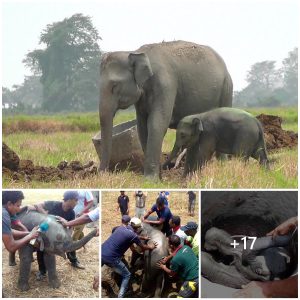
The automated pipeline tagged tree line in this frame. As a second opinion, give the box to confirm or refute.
[233,48,298,107]
[2,14,298,114]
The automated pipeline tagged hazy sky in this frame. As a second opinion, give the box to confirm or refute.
[2,0,299,90]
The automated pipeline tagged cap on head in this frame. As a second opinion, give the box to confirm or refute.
[130,217,142,228]
[122,215,131,223]
[181,221,198,231]
[63,191,79,201]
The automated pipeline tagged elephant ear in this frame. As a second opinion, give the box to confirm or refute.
[192,117,204,135]
[128,53,153,87]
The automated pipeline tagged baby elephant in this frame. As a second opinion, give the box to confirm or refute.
[163,107,269,175]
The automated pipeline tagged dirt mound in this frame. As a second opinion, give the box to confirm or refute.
[2,143,97,182]
[257,114,298,150]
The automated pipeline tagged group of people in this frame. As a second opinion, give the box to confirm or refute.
[117,190,197,219]
[103,191,199,298]
[2,190,99,291]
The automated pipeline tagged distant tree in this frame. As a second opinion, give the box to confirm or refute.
[234,48,298,107]
[2,76,43,113]
[280,47,298,105]
[24,13,101,112]
[246,60,280,90]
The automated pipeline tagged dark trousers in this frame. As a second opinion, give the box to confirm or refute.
[37,250,78,273]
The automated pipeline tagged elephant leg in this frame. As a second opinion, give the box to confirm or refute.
[136,111,148,153]
[154,273,165,297]
[18,245,33,291]
[184,147,198,176]
[251,147,270,169]
[144,112,172,179]
[9,251,17,266]
[44,253,60,289]
[185,137,214,176]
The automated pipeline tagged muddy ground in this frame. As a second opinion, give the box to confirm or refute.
[2,115,298,183]
[101,191,199,298]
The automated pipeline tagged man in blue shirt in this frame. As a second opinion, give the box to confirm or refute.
[117,191,129,216]
[2,191,39,253]
[143,197,173,236]
[102,219,157,298]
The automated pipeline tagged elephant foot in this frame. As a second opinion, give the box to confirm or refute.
[36,271,47,281]
[9,261,17,266]
[49,277,61,289]
[18,281,30,291]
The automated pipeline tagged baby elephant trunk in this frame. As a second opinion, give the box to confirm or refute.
[64,228,97,252]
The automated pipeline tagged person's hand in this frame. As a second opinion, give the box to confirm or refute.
[156,261,167,270]
[233,281,267,298]
[55,216,68,227]
[29,226,40,239]
[160,256,169,264]
[144,235,151,241]
[95,227,99,237]
[25,205,37,214]
[141,216,145,222]
[267,217,297,238]
[93,273,99,291]
[149,241,158,250]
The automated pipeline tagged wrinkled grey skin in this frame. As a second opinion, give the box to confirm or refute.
[203,227,292,288]
[99,40,232,179]
[202,251,249,289]
[139,222,169,297]
[163,107,269,175]
[17,209,97,291]
[201,191,297,296]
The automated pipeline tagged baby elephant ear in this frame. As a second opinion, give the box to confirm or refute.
[192,117,204,133]
[128,53,153,87]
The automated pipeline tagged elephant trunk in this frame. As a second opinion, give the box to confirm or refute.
[64,228,97,252]
[99,101,116,171]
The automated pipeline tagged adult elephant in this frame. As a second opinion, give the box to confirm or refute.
[99,40,233,179]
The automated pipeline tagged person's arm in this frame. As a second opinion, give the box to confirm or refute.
[234,276,298,298]
[143,217,164,225]
[267,217,298,238]
[139,241,158,251]
[12,229,30,238]
[156,261,177,277]
[2,227,39,253]
[34,202,49,214]
[142,208,154,221]
[57,214,92,227]
[126,196,129,215]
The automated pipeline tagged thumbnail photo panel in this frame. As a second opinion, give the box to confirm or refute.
[201,191,298,298]
[2,189,99,298]
[101,190,199,298]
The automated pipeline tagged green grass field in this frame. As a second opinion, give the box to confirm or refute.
[2,107,298,188]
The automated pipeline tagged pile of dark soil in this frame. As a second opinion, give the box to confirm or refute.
[2,143,97,182]
[257,114,298,151]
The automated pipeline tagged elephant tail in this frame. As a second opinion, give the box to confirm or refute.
[219,73,233,108]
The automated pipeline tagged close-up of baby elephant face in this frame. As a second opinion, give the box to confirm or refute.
[176,118,202,148]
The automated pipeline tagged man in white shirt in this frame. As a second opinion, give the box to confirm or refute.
[72,191,94,241]
[169,215,187,245]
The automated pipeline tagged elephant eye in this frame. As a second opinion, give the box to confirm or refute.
[111,82,120,93]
